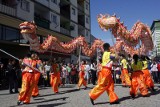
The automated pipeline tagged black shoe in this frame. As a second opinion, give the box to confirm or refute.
[17,101,22,105]
[22,102,29,104]
[10,91,14,94]
[110,100,119,105]
[84,86,87,90]
[151,87,155,92]
[143,94,150,97]
[90,97,94,105]
[131,94,135,99]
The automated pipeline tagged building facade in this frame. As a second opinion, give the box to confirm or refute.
[151,20,160,57]
[0,0,91,63]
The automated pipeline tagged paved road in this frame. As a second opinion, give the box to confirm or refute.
[0,84,160,107]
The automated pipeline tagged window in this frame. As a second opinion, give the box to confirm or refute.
[21,0,30,12]
[86,4,88,10]
[51,0,57,4]
[0,26,20,42]
[72,8,76,15]
[86,17,89,24]
[51,14,57,24]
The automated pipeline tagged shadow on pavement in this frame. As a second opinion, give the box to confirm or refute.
[37,102,67,107]
[33,98,45,101]
[30,97,68,104]
[39,87,51,90]
[59,84,76,88]
[61,89,80,93]
[37,92,66,97]
[95,101,109,105]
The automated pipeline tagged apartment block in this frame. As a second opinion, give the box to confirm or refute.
[151,20,160,57]
[0,0,91,62]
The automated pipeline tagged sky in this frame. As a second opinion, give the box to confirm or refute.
[90,0,160,46]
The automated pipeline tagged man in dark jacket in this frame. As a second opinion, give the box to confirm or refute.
[7,59,18,94]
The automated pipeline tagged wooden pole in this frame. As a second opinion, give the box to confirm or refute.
[79,46,81,71]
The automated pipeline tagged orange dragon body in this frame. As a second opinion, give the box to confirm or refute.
[19,21,104,57]
[97,14,153,55]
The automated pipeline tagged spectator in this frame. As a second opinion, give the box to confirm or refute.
[115,66,121,84]
[0,60,4,88]
[71,64,77,84]
[44,61,51,87]
[7,59,18,94]
[85,61,90,84]
[66,63,71,84]
[151,61,158,83]
[61,65,67,86]
[157,60,160,83]
[90,61,97,85]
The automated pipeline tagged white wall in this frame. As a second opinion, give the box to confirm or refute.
[16,0,34,21]
[70,5,78,23]
[49,0,60,13]
[70,22,78,37]
[50,12,60,32]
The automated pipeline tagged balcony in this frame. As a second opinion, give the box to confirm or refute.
[78,4,84,12]
[60,27,70,35]
[0,4,16,16]
[34,16,50,29]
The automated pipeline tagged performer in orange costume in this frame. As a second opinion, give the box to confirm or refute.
[141,55,155,91]
[78,61,87,89]
[120,54,131,87]
[89,43,119,105]
[130,54,148,99]
[97,59,102,84]
[17,53,36,105]
[32,54,42,97]
[50,59,60,93]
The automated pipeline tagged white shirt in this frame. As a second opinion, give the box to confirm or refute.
[85,64,90,72]
[151,63,158,72]
[44,65,51,72]
[90,63,96,70]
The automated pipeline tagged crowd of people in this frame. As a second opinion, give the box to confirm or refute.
[1,42,160,105]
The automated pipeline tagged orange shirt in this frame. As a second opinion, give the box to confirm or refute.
[51,63,59,73]
[81,65,85,72]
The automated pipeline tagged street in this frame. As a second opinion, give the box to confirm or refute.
[0,84,160,107]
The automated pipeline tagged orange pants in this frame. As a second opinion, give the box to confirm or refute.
[50,72,60,93]
[121,69,131,86]
[78,71,87,88]
[18,72,35,103]
[97,71,102,84]
[130,71,148,96]
[142,69,154,88]
[32,72,41,97]
[89,67,118,103]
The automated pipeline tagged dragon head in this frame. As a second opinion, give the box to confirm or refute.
[19,21,37,34]
[97,14,117,31]
[19,21,37,41]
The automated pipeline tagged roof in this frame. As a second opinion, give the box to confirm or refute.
[150,20,160,30]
